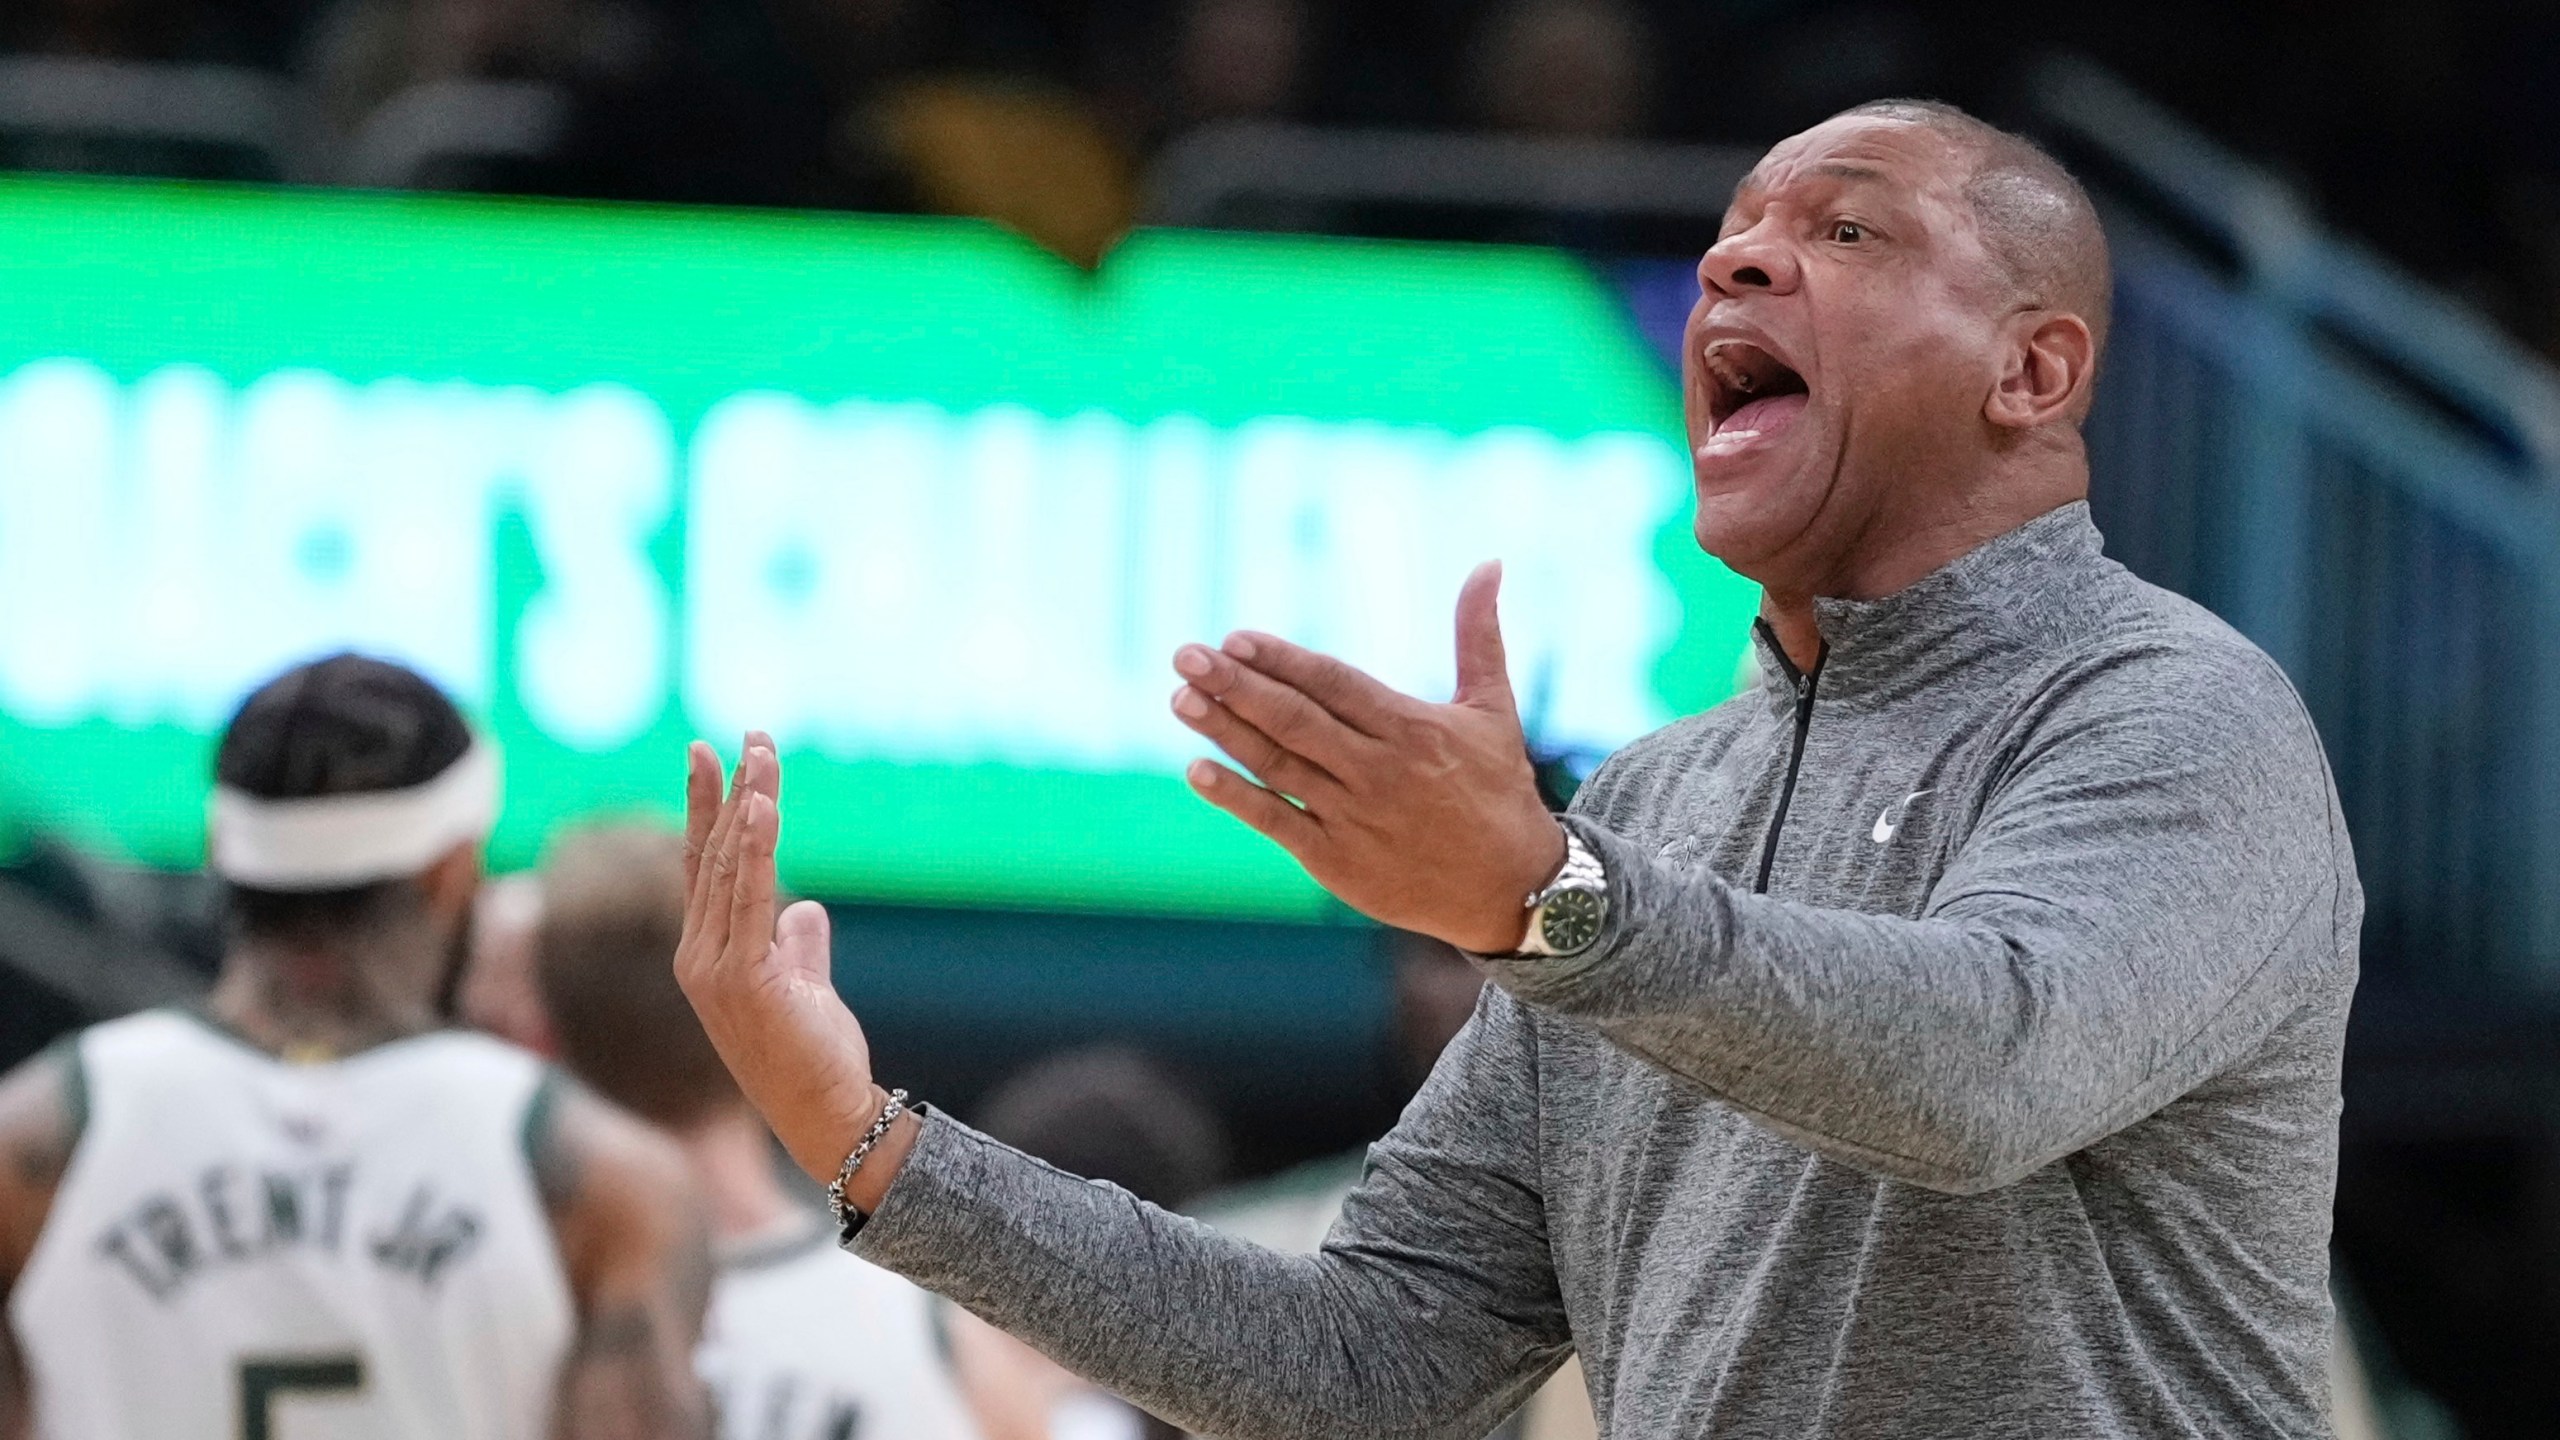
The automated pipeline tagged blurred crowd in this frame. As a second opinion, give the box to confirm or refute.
[5,0,2560,353]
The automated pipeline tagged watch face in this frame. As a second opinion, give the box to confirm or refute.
[1539,888,1605,955]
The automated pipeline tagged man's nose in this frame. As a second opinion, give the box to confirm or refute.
[1697,225,1800,299]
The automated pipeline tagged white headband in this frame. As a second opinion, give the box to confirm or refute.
[208,742,501,890]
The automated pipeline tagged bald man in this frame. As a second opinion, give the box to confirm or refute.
[677,101,2359,1440]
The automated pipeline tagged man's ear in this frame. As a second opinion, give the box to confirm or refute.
[1985,311,2096,430]
[421,840,485,928]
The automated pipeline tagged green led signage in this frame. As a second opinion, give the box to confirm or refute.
[0,176,1756,919]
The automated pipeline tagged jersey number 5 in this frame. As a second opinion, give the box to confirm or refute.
[238,1355,365,1440]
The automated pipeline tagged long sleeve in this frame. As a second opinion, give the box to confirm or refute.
[852,987,1573,1440]
[1482,641,2357,1196]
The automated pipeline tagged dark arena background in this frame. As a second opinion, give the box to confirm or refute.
[2,0,2556,1435]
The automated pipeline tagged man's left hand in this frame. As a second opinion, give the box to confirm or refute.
[1170,561,1567,955]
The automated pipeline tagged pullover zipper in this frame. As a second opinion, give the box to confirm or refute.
[1753,623,1824,895]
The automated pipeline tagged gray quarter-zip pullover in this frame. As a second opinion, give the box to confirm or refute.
[853,501,2362,1439]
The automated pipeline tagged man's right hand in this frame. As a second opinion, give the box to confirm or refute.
[674,735,916,1206]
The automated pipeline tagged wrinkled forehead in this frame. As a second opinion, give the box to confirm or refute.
[1725,115,1975,226]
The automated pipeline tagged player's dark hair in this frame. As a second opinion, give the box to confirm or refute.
[534,825,738,1127]
[215,652,475,945]
[975,1046,1229,1209]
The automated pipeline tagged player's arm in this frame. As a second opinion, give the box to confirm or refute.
[0,1043,81,1440]
[531,1073,716,1440]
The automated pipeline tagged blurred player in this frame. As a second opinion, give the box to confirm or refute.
[952,1047,1227,1440]
[533,823,978,1440]
[459,872,556,1057]
[0,653,712,1439]
[1192,931,1594,1440]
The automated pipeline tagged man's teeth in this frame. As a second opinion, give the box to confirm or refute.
[1703,344,1783,402]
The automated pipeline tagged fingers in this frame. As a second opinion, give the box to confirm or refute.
[680,732,757,968]
[1184,758,1324,855]
[1451,560,1517,715]
[1213,631,1408,738]
[1174,644,1379,771]
[682,741,722,892]
[727,766,780,965]
[680,745,752,962]
[1169,684,1346,808]
[743,729,779,803]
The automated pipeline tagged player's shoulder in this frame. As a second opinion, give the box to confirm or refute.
[719,1211,912,1292]
[0,1028,91,1272]
[718,1213,835,1272]
[718,1225,940,1348]
[68,1007,210,1059]
[46,1008,270,1098]
[373,1024,553,1080]
[521,1068,696,1226]
[63,1009,522,1077]
[0,1029,84,1142]
[722,1214,866,1280]
[325,1028,557,1134]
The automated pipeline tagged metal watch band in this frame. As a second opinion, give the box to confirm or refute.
[1536,831,1607,900]
[1513,830,1608,958]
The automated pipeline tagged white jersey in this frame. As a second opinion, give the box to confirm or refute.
[8,1010,576,1440]
[700,1213,979,1440]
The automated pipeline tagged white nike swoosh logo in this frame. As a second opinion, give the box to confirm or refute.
[1872,789,1934,844]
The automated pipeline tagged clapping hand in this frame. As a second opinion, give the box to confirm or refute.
[672,733,910,1197]
[1169,562,1566,955]
[671,564,1564,1209]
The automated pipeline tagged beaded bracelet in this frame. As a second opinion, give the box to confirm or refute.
[825,1088,909,1244]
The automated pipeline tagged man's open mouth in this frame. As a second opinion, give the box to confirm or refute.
[1699,339,1811,453]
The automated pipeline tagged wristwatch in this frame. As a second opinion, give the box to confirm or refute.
[1513,829,1610,957]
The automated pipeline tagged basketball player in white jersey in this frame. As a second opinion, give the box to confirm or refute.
[531,823,978,1440]
[0,653,715,1440]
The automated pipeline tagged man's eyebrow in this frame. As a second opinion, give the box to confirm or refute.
[1728,160,1890,208]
